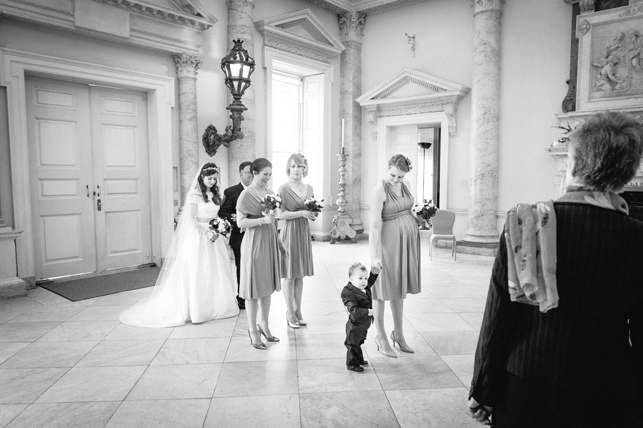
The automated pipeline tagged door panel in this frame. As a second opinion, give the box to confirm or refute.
[90,86,151,271]
[389,125,419,200]
[26,77,96,279]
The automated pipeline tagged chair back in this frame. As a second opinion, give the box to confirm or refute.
[431,210,455,235]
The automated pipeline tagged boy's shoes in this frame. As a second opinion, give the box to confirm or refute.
[359,360,368,366]
[346,365,365,373]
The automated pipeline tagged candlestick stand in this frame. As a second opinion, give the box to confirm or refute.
[330,149,358,244]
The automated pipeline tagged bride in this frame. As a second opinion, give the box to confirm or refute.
[120,163,240,328]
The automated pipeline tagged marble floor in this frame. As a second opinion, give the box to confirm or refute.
[0,238,494,428]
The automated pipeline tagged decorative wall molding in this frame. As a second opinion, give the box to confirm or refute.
[173,53,203,78]
[255,9,345,64]
[357,68,469,137]
[338,10,365,43]
[300,0,429,15]
[0,0,215,54]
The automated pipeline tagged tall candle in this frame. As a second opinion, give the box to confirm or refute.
[341,119,345,149]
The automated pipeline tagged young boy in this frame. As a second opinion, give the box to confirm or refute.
[340,262,379,373]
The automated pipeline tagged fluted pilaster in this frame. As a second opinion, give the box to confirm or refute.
[227,0,256,185]
[339,11,366,234]
[173,53,202,206]
[465,0,504,243]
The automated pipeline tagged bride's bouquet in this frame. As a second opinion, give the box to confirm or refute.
[209,217,232,238]
[260,194,282,214]
[304,197,324,216]
[412,199,438,229]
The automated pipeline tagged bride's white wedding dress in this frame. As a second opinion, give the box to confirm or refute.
[120,192,239,328]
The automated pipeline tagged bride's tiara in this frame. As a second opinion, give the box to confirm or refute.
[203,166,219,172]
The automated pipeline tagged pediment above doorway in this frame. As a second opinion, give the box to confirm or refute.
[0,0,216,54]
[356,69,470,136]
[255,9,345,63]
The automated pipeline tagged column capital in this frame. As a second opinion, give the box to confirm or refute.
[173,53,203,79]
[471,0,505,15]
[338,11,366,43]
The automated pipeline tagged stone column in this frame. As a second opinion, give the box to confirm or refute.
[338,11,366,235]
[464,0,505,246]
[173,53,203,206]
[227,0,256,185]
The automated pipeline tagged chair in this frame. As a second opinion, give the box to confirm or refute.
[429,210,456,261]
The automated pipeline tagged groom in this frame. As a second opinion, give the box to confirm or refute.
[219,161,253,310]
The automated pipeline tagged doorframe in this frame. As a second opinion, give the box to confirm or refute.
[376,113,450,210]
[0,48,175,281]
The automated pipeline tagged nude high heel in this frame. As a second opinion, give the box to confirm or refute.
[391,331,414,353]
[374,336,397,358]
[286,312,300,329]
[257,324,280,342]
[247,330,267,350]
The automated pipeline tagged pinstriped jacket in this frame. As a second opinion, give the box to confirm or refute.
[470,201,643,405]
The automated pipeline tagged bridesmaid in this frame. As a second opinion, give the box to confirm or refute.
[369,154,421,358]
[237,158,286,350]
[278,153,317,329]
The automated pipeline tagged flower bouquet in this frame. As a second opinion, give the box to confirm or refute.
[304,197,324,220]
[412,199,438,230]
[209,217,232,239]
[260,194,282,214]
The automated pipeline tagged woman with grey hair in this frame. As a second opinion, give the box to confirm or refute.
[468,111,643,427]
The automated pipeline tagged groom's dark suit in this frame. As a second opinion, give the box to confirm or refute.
[219,182,245,306]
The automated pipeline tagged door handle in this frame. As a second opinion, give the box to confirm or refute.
[97,199,102,212]
[86,185,89,197]
[96,185,101,197]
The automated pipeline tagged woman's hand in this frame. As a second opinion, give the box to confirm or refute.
[278,239,289,259]
[300,210,317,220]
[467,398,492,425]
[371,257,382,274]
[206,229,219,242]
[264,211,276,224]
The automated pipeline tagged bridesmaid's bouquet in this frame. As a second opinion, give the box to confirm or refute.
[209,218,232,238]
[260,194,282,214]
[304,197,324,213]
[412,199,438,229]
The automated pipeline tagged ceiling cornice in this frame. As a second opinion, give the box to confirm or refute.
[300,0,429,15]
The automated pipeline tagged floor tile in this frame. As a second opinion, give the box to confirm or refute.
[0,368,67,404]
[363,331,437,359]
[0,404,27,427]
[105,399,210,428]
[104,324,174,341]
[298,358,382,393]
[6,402,119,428]
[1,341,97,368]
[371,355,462,390]
[458,312,485,330]
[420,331,480,356]
[76,340,164,367]
[151,338,229,365]
[67,305,129,322]
[168,318,236,339]
[300,390,399,428]
[205,395,300,428]
[0,343,30,365]
[36,367,146,402]
[295,333,348,360]
[405,313,476,332]
[127,364,221,400]
[38,321,119,342]
[386,388,478,428]
[213,360,298,397]
[438,297,487,312]
[0,323,60,342]
[8,307,84,323]
[91,292,150,307]
[403,297,454,314]
[441,354,475,387]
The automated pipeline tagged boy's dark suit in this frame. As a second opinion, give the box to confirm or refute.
[219,182,245,305]
[341,271,378,367]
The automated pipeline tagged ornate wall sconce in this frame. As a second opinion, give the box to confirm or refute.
[203,39,256,156]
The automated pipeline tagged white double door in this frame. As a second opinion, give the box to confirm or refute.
[26,76,152,280]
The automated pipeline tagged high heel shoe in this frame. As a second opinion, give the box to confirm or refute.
[247,330,267,350]
[390,331,414,353]
[297,319,308,326]
[257,324,280,342]
[286,312,300,329]
[374,336,397,358]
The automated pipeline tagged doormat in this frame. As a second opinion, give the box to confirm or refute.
[38,267,160,302]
